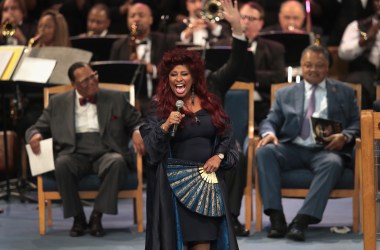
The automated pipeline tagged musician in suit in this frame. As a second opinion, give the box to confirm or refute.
[79,3,111,37]
[338,0,380,109]
[239,1,286,124]
[109,2,177,117]
[262,0,323,38]
[0,0,36,45]
[256,45,360,242]
[166,0,231,46]
[25,62,145,237]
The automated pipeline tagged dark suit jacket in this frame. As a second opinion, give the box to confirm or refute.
[109,31,177,65]
[207,37,249,104]
[259,79,360,158]
[25,88,142,170]
[255,37,286,98]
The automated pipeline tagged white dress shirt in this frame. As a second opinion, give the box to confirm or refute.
[293,81,328,146]
[75,90,100,133]
[338,18,380,70]
[135,38,155,98]
[180,17,222,46]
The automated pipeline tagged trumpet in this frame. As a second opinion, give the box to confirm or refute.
[1,21,16,37]
[199,0,224,23]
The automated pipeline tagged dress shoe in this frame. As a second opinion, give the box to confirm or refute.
[70,213,87,237]
[267,210,287,238]
[89,211,105,237]
[231,216,250,237]
[287,221,307,242]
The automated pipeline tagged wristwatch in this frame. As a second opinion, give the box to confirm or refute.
[216,153,225,160]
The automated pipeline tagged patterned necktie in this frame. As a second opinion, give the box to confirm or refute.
[79,96,96,106]
[300,85,317,139]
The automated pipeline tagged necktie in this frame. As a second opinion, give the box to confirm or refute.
[300,85,317,139]
[79,96,96,106]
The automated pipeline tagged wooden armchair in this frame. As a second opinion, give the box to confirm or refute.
[37,83,143,235]
[254,82,361,233]
[224,81,255,231]
[360,110,379,250]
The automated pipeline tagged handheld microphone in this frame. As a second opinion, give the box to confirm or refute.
[171,100,184,137]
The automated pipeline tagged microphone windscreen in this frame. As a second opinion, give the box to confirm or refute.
[175,100,184,109]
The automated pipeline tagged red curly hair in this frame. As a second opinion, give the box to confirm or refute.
[155,48,229,135]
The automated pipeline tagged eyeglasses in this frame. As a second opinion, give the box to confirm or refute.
[77,71,98,86]
[240,15,261,22]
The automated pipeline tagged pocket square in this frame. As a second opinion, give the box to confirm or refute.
[111,115,118,121]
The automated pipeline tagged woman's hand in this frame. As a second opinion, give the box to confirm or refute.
[160,111,185,133]
[132,130,145,155]
[203,155,222,173]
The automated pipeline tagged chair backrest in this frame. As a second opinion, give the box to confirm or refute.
[224,81,254,148]
[327,46,348,81]
[270,82,362,110]
[43,83,135,108]
[360,110,379,250]
[376,85,380,100]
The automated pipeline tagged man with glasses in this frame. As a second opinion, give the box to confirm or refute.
[25,62,145,237]
[256,45,360,242]
[239,1,286,124]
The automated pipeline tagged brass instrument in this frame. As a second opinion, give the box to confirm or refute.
[1,21,16,37]
[130,22,138,41]
[129,22,138,60]
[200,0,224,23]
[27,33,42,48]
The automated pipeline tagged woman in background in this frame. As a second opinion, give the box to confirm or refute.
[34,9,70,47]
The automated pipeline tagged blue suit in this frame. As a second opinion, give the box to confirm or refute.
[256,79,360,220]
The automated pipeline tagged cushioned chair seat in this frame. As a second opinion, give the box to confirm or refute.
[42,173,138,191]
[281,168,354,189]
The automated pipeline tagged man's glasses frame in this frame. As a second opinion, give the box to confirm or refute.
[76,71,99,86]
[240,15,261,22]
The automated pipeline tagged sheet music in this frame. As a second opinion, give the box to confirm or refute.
[13,57,56,83]
[0,50,13,78]
[26,138,55,176]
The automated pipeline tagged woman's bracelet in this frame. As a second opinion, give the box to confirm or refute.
[160,123,169,134]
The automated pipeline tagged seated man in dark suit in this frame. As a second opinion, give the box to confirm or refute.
[214,1,286,236]
[109,2,177,117]
[239,1,286,124]
[25,62,145,237]
[256,45,360,241]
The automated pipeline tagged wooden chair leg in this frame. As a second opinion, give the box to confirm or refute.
[244,186,252,231]
[47,200,53,227]
[135,194,144,233]
[38,182,46,235]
